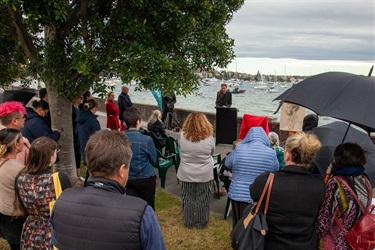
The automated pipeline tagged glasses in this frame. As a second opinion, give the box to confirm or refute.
[15,115,26,120]
[56,149,61,154]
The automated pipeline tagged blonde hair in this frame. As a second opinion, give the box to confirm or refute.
[284,132,321,167]
[148,110,161,124]
[268,132,280,146]
[0,129,21,158]
[182,112,213,142]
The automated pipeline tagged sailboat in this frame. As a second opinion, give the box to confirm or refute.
[267,72,278,93]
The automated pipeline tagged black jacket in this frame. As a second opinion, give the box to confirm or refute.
[147,120,167,138]
[51,177,147,250]
[215,91,232,107]
[250,166,325,250]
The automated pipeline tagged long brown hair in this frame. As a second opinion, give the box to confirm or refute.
[182,112,213,142]
[21,137,57,175]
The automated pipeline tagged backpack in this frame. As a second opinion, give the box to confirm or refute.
[334,176,375,250]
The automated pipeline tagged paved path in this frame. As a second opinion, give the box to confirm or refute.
[96,111,234,218]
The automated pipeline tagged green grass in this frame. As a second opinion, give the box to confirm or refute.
[155,189,232,249]
[1,189,232,250]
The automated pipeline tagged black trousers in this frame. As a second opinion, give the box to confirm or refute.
[231,200,250,228]
[0,213,25,250]
[126,175,156,210]
[161,108,174,129]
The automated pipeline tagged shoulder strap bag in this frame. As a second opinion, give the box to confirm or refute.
[49,172,62,216]
[231,173,275,250]
[334,176,375,250]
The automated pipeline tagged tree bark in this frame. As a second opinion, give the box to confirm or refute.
[8,7,37,61]
[46,82,78,183]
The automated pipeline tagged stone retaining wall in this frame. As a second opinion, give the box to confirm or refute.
[94,97,290,144]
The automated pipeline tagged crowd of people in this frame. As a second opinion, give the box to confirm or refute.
[0,85,373,250]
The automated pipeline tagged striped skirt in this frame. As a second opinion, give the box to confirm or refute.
[181,181,211,229]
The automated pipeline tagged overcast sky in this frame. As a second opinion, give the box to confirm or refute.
[224,0,375,75]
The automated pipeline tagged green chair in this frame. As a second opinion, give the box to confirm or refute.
[142,130,165,152]
[165,136,180,171]
[212,153,221,200]
[153,148,176,189]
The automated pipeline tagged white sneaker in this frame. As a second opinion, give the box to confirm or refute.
[79,177,86,181]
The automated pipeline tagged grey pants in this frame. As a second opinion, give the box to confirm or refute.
[181,181,211,229]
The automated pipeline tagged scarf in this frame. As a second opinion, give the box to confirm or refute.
[332,163,365,176]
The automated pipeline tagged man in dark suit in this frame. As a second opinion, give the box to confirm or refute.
[118,85,133,131]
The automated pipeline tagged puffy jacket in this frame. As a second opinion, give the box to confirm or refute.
[51,177,149,250]
[225,127,279,202]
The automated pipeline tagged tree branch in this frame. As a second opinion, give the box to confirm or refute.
[8,7,38,61]
[81,0,92,49]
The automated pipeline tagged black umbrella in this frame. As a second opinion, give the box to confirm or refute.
[313,121,375,184]
[0,89,37,106]
[273,72,375,134]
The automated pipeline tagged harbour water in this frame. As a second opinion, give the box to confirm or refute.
[16,79,335,125]
[113,80,282,118]
[110,80,335,125]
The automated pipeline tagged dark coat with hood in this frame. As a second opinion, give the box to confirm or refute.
[76,110,101,157]
[250,168,325,250]
[22,108,60,143]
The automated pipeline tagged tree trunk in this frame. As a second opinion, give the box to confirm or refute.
[46,82,78,183]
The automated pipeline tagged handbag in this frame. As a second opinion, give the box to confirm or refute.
[230,173,274,250]
[334,176,375,250]
[49,172,62,216]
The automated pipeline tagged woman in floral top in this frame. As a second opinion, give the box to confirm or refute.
[16,137,71,249]
[317,143,372,249]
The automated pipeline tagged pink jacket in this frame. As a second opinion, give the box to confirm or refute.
[0,125,30,165]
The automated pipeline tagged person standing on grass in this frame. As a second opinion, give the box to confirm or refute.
[22,100,62,143]
[118,85,133,131]
[76,99,101,183]
[225,126,279,228]
[0,101,30,165]
[124,107,157,210]
[51,130,166,250]
[16,137,71,249]
[0,129,26,250]
[177,112,215,229]
[72,96,84,181]
[317,143,372,249]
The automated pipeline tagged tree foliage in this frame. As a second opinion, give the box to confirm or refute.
[0,0,244,180]
[1,0,244,96]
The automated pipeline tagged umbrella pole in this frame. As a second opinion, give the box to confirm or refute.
[368,65,374,77]
[342,122,352,143]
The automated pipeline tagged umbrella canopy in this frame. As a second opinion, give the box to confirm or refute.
[0,89,37,106]
[274,72,375,132]
[313,121,375,184]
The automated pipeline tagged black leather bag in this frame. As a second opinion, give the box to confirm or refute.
[230,173,274,250]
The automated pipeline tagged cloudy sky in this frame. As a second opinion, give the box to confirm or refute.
[224,0,374,75]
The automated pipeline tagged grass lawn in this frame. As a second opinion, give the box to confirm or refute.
[1,189,232,250]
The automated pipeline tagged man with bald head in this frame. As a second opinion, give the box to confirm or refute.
[118,85,133,131]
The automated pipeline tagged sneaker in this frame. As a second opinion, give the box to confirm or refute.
[79,176,86,181]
